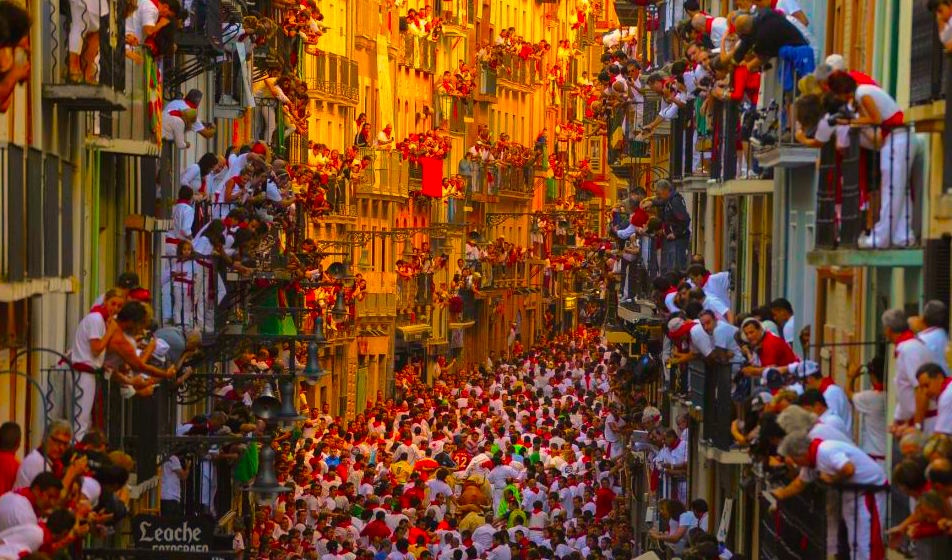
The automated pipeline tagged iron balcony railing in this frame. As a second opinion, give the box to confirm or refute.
[353,149,411,199]
[42,0,128,110]
[478,64,498,97]
[436,94,473,134]
[815,125,921,250]
[305,51,360,102]
[607,101,649,173]
[402,35,437,74]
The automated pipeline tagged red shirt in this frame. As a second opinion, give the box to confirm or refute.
[360,519,392,540]
[594,487,616,519]
[756,331,798,367]
[0,450,20,495]
[630,208,649,228]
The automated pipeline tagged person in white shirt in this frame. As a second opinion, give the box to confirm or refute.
[13,421,73,491]
[916,363,952,436]
[64,290,124,438]
[882,308,939,433]
[770,298,800,356]
[916,300,950,374]
[846,357,887,464]
[778,433,886,560]
[66,0,109,83]
[0,471,63,532]
[691,14,728,49]
[160,453,189,516]
[794,360,852,432]
[376,124,394,149]
[754,0,809,26]
[687,265,731,312]
[180,153,224,200]
[162,108,197,149]
[163,90,216,139]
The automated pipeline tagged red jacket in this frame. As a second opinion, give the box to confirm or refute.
[757,331,798,367]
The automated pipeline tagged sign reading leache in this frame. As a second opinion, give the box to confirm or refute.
[132,515,221,554]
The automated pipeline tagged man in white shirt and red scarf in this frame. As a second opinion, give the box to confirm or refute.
[916,363,952,436]
[883,308,940,434]
[779,432,886,560]
[795,360,852,432]
[66,289,125,438]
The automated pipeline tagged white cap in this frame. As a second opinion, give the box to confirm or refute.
[825,54,846,71]
[792,360,820,379]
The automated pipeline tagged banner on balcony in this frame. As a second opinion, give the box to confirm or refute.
[579,180,605,198]
[420,157,444,197]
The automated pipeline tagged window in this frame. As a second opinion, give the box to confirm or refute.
[909,0,943,105]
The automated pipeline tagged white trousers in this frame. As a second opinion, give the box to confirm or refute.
[869,130,914,248]
[841,490,885,560]
[68,0,104,54]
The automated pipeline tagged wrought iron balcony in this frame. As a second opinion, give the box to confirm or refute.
[402,34,437,74]
[304,51,360,104]
[353,149,411,199]
[436,94,473,134]
[41,0,128,111]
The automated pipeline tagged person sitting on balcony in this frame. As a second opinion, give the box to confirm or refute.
[0,1,30,114]
[777,431,887,560]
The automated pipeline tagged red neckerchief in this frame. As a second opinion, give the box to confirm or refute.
[664,286,677,297]
[89,304,109,322]
[175,198,191,205]
[667,438,680,451]
[668,321,695,341]
[872,382,884,392]
[807,438,824,468]
[700,273,710,287]
[704,16,714,34]
[894,330,916,356]
[185,99,197,109]
[818,377,835,394]
[942,377,952,394]
[168,110,183,118]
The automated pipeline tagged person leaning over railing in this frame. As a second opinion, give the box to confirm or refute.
[826,71,916,249]
[777,431,888,560]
